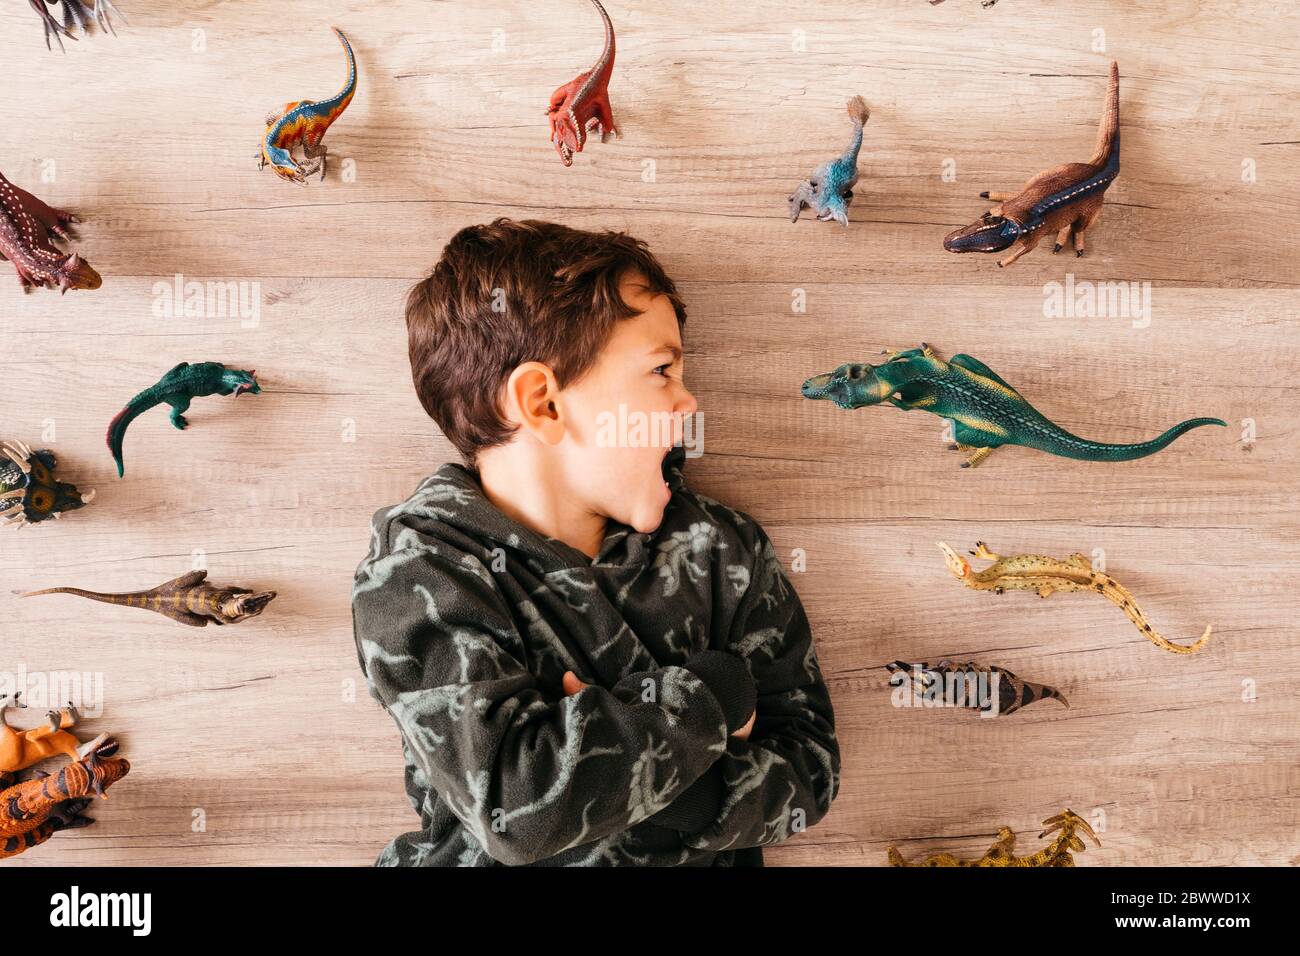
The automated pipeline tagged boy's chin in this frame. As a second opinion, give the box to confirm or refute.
[620,482,672,534]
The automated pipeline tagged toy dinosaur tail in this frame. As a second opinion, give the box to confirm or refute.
[1095,573,1212,655]
[842,95,870,159]
[22,586,142,607]
[106,399,154,477]
[1089,60,1120,169]
[588,0,616,78]
[322,27,357,116]
[1023,416,1225,462]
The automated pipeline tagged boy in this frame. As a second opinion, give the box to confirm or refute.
[352,219,840,866]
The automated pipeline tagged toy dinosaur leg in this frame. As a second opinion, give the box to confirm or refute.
[787,180,815,222]
[961,446,995,469]
[971,541,999,560]
[979,190,1012,202]
[1073,208,1101,257]
[593,95,619,141]
[981,826,1018,863]
[303,141,328,182]
[1052,223,1073,254]
[996,233,1044,268]
[168,396,191,430]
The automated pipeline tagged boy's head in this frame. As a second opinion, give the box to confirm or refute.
[406,219,697,534]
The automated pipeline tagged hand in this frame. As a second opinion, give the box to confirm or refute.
[563,671,756,739]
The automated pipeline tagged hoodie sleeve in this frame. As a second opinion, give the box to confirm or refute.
[352,518,758,867]
[655,522,840,849]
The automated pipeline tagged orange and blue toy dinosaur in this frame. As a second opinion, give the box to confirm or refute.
[259,27,357,185]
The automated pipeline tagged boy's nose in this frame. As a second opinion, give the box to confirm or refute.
[677,387,698,418]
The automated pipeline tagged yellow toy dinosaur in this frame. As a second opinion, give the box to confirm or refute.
[888,809,1101,867]
[938,541,1211,655]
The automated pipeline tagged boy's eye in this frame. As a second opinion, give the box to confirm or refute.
[652,364,670,376]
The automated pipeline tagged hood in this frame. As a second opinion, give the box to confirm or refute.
[404,443,691,573]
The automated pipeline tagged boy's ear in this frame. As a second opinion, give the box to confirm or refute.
[503,361,565,445]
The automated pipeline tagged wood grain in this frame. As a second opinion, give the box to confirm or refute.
[2,1,1296,866]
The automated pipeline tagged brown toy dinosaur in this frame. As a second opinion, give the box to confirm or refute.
[888,809,1100,867]
[23,569,276,627]
[0,738,128,859]
[0,693,111,774]
[944,61,1119,267]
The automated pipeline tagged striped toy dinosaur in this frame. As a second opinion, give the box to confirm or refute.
[0,739,128,860]
[888,809,1100,867]
[800,343,1225,469]
[944,61,1119,267]
[260,27,357,184]
[106,361,261,477]
[0,170,102,294]
[938,541,1212,655]
[788,96,871,227]
[24,569,276,627]
[547,0,618,166]
[887,659,1068,716]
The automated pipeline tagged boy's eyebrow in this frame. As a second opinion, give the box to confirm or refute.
[650,344,683,361]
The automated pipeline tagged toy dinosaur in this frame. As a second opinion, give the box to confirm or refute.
[24,569,277,627]
[0,170,102,294]
[944,61,1119,267]
[887,659,1068,716]
[106,362,261,477]
[260,27,357,184]
[888,809,1099,867]
[938,541,1212,655]
[800,343,1225,469]
[0,739,128,860]
[788,96,871,226]
[0,694,110,774]
[27,0,125,52]
[547,0,618,166]
[0,439,94,528]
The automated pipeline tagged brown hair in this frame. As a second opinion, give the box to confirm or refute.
[405,218,687,464]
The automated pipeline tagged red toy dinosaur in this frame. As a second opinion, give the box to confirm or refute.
[0,739,128,859]
[547,0,618,166]
[0,171,101,294]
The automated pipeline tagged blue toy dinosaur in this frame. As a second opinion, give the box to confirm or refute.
[788,96,870,226]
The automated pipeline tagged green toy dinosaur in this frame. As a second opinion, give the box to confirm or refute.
[800,344,1224,468]
[106,362,261,477]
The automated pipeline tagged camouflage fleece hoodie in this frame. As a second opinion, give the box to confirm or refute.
[351,445,840,866]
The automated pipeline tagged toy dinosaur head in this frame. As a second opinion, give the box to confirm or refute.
[937,542,971,580]
[263,144,307,185]
[943,213,1023,254]
[221,368,261,397]
[800,363,892,409]
[55,252,102,294]
[220,589,277,621]
[0,442,94,527]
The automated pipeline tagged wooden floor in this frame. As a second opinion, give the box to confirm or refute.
[3,1,1297,866]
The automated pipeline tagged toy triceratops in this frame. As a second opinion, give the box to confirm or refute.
[0,439,94,527]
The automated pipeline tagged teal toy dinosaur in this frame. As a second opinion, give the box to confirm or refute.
[801,344,1224,468]
[788,96,870,226]
[106,362,261,477]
